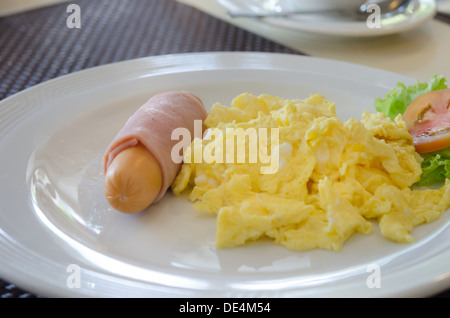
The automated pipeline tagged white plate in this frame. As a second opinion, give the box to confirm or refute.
[1,52,449,298]
[218,0,437,37]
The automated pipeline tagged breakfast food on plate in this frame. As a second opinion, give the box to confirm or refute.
[103,91,207,213]
[172,92,450,251]
[375,75,450,186]
[101,76,450,252]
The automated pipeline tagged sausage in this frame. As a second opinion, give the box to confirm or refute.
[103,91,207,213]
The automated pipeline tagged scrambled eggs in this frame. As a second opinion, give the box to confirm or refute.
[171,93,450,251]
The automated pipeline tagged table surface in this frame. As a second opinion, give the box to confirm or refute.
[0,0,449,298]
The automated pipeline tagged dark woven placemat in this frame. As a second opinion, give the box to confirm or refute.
[0,0,449,298]
[0,0,300,101]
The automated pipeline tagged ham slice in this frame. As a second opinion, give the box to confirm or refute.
[103,91,207,202]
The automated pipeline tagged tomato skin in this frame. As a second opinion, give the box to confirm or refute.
[412,131,450,154]
[403,88,450,154]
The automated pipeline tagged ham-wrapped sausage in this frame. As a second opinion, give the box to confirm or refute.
[103,91,207,213]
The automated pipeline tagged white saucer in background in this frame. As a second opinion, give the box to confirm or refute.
[218,0,437,37]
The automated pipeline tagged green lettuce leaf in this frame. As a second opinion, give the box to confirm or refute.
[374,74,447,121]
[373,75,448,186]
[415,148,450,187]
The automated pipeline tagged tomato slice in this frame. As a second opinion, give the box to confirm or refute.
[403,88,450,154]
